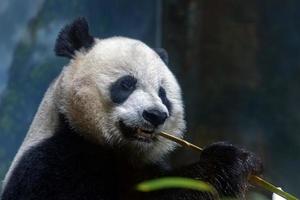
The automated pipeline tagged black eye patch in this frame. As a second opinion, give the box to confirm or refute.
[159,87,172,114]
[110,75,137,104]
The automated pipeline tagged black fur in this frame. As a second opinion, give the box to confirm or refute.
[110,75,137,104]
[155,48,169,64]
[159,86,172,114]
[1,114,262,200]
[54,17,95,58]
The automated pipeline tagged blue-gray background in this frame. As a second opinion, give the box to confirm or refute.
[0,0,299,197]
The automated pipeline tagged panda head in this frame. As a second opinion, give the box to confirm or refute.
[54,17,185,163]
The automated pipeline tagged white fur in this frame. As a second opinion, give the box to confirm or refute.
[2,37,185,189]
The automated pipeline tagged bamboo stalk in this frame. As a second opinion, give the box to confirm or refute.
[159,131,299,200]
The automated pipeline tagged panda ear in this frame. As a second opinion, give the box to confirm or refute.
[54,17,95,59]
[154,48,169,65]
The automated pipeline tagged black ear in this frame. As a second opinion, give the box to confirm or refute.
[154,48,169,65]
[54,17,95,58]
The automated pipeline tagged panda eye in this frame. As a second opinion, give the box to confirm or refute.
[159,87,166,98]
[159,86,172,114]
[110,75,137,104]
[121,76,136,90]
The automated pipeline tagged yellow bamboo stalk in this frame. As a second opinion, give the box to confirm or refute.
[159,131,299,200]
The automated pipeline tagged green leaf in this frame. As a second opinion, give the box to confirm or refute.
[136,177,217,195]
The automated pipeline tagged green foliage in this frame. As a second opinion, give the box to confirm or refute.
[136,177,218,196]
[136,177,300,200]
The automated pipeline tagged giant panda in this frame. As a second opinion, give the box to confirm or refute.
[1,17,262,200]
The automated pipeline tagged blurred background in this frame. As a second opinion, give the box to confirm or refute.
[0,0,299,197]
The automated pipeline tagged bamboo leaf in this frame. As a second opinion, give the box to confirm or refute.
[136,177,217,194]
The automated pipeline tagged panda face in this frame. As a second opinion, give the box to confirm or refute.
[57,37,185,162]
[112,75,170,143]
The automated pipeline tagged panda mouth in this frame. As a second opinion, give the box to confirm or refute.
[119,121,157,143]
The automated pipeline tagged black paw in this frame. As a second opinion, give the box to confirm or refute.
[199,142,263,197]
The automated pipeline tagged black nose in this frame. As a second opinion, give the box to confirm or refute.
[142,109,168,127]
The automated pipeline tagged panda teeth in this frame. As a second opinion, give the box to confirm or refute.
[137,128,155,138]
[137,128,143,135]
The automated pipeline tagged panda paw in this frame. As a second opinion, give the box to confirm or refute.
[199,142,263,197]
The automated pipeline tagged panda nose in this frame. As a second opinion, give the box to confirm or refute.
[142,109,168,127]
